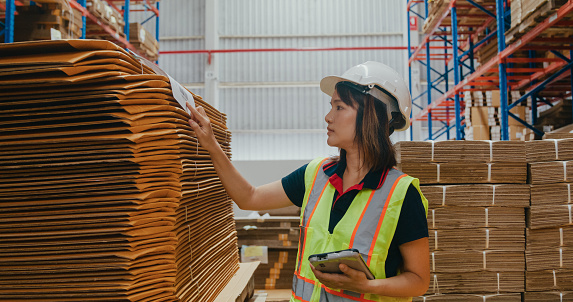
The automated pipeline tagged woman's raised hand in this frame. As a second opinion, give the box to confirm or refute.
[186,102,220,153]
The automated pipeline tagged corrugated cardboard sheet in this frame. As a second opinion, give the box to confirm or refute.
[398,140,528,298]
[0,40,238,302]
[526,138,573,294]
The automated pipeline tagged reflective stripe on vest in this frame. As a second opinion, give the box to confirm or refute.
[291,157,425,302]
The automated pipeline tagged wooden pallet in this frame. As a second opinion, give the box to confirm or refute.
[422,0,449,34]
[505,0,568,45]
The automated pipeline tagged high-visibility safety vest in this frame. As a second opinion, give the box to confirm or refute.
[291,157,428,302]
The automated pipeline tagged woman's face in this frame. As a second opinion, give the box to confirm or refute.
[325,90,358,150]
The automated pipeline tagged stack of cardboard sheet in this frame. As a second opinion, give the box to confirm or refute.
[396,141,528,300]
[529,160,573,184]
[235,217,298,290]
[421,184,530,208]
[526,138,573,162]
[420,185,527,297]
[413,293,523,301]
[395,141,527,184]
[543,124,573,140]
[526,139,573,297]
[0,40,238,302]
[523,291,573,301]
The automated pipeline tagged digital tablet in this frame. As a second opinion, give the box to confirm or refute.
[308,248,375,280]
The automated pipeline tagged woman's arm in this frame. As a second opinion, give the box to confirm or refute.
[187,102,294,211]
[311,237,430,297]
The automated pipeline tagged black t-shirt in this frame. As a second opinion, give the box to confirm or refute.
[281,160,429,278]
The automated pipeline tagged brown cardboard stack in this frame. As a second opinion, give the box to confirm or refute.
[395,140,527,184]
[543,124,573,140]
[85,0,126,39]
[509,0,568,32]
[235,217,299,290]
[14,0,83,41]
[464,90,532,141]
[523,291,573,301]
[129,23,159,62]
[397,141,528,300]
[0,40,238,302]
[525,139,573,298]
[414,293,523,301]
[464,90,499,140]
[534,99,572,135]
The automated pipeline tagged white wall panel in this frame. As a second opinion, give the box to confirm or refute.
[231,133,337,161]
[157,0,409,161]
[219,0,403,36]
[219,87,329,130]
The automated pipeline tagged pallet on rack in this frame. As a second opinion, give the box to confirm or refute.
[14,2,83,41]
[423,0,449,34]
[505,0,569,44]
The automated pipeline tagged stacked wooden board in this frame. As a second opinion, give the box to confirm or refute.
[235,217,299,290]
[525,139,573,299]
[397,140,528,301]
[0,39,238,302]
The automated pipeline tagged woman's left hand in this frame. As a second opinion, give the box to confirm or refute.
[310,263,370,293]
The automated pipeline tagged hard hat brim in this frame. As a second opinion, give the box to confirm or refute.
[320,76,353,97]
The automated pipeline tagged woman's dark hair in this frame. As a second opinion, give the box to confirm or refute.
[333,81,397,171]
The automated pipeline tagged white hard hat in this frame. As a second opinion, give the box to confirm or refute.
[320,61,412,131]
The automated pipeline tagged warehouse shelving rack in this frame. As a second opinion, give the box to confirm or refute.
[0,0,159,59]
[407,0,573,141]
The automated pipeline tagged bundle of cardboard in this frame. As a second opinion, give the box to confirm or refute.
[396,140,528,299]
[523,291,573,302]
[413,293,523,301]
[526,139,573,295]
[395,140,527,184]
[0,40,238,302]
[235,217,299,290]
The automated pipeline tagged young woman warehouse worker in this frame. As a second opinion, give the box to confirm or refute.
[186,61,430,301]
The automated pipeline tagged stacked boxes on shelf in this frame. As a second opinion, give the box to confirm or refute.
[129,22,160,62]
[86,0,126,39]
[507,0,569,43]
[396,141,528,301]
[14,0,83,40]
[524,139,573,301]
[464,90,501,140]
[235,217,299,290]
[464,90,532,141]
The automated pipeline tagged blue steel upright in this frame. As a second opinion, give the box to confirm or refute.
[451,6,462,140]
[408,1,413,141]
[155,2,159,44]
[496,0,509,140]
[4,0,15,43]
[444,38,450,140]
[79,0,86,38]
[124,0,130,41]
[425,0,433,140]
